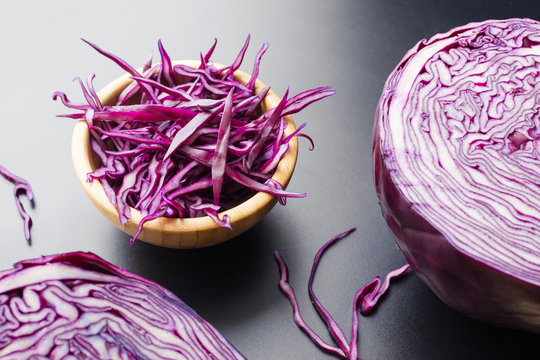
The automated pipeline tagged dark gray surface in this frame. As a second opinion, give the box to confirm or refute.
[0,1,538,359]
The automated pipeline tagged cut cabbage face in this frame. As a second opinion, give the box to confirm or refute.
[0,252,245,359]
[373,18,540,333]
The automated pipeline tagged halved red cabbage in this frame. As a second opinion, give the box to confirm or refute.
[373,18,540,332]
[0,252,245,359]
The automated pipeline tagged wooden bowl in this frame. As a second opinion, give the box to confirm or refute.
[71,61,298,248]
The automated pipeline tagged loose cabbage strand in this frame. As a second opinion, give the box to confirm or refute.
[55,38,335,244]
[0,165,34,244]
[275,228,409,360]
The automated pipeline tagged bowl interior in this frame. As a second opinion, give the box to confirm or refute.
[71,60,298,248]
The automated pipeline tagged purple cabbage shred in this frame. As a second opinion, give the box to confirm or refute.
[274,228,410,359]
[0,165,34,244]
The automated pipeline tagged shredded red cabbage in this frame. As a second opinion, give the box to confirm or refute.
[55,38,334,244]
[0,165,33,244]
[275,228,409,359]
[0,252,245,359]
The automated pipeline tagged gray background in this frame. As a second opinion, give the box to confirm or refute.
[0,1,538,359]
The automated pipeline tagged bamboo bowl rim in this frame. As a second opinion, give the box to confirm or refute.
[71,60,298,248]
